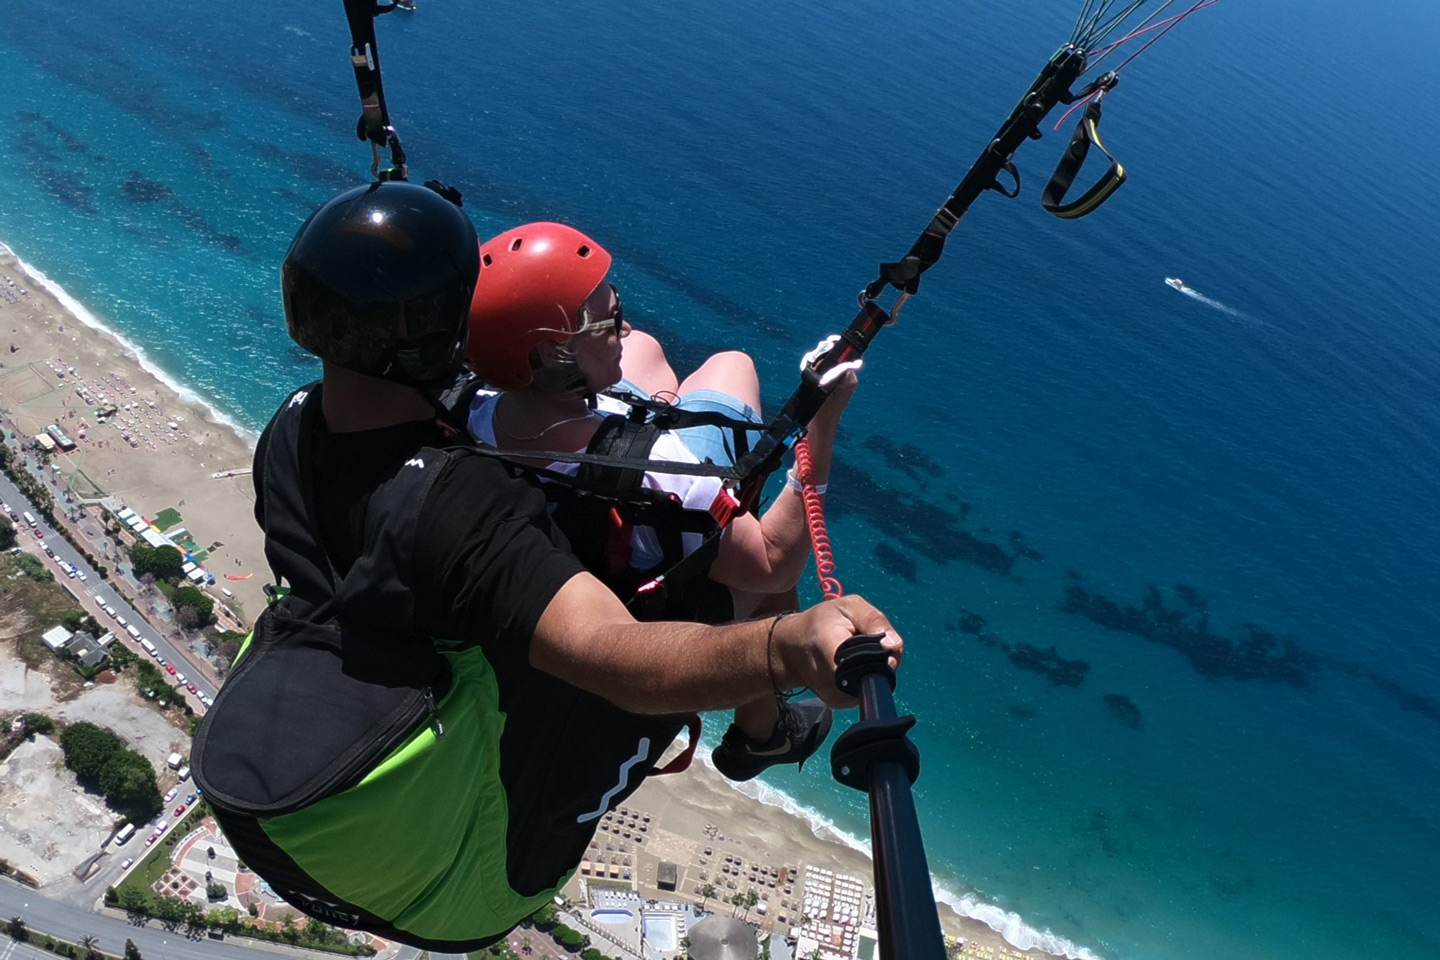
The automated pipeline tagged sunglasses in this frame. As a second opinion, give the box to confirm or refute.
[573,283,625,338]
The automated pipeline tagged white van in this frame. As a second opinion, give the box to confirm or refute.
[125,624,142,640]
[113,823,136,846]
[22,511,36,527]
[140,638,157,654]
[115,615,128,628]
[104,604,118,618]
[220,588,234,599]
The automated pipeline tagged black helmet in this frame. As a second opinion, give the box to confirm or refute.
[282,181,480,387]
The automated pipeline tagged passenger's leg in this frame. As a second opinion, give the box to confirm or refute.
[676,351,760,411]
[671,352,764,466]
[619,331,680,398]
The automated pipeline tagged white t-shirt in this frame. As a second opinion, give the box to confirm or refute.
[468,392,733,571]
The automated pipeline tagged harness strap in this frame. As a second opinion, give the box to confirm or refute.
[1042,97,1127,219]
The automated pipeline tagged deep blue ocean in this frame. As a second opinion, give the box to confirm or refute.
[4,1,1438,958]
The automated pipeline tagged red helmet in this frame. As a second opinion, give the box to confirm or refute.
[468,222,613,388]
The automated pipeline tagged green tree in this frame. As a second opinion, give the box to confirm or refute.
[119,888,148,922]
[124,939,143,960]
[0,516,15,550]
[700,882,716,912]
[60,722,125,786]
[171,585,215,628]
[151,895,183,929]
[16,552,50,580]
[22,712,54,736]
[5,917,29,942]
[744,889,759,920]
[128,544,185,582]
[207,907,244,935]
[182,902,207,939]
[97,750,161,822]
[78,935,101,960]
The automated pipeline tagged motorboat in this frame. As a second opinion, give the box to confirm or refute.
[1165,277,1184,291]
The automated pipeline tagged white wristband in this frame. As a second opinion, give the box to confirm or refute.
[785,469,827,496]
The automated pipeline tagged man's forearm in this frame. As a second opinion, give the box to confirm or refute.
[531,573,779,714]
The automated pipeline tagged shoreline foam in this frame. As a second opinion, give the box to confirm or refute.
[701,751,1104,960]
[1,240,260,445]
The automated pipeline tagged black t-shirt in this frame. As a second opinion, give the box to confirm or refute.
[253,412,584,663]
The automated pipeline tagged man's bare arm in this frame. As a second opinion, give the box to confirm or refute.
[530,572,902,715]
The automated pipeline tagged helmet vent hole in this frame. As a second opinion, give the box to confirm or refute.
[510,238,523,252]
[577,244,591,258]
[481,253,493,267]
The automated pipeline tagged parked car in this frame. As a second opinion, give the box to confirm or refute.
[173,802,187,817]
[187,682,198,694]
[165,663,176,676]
[175,672,187,685]
[119,858,133,870]
[163,787,179,803]
[76,569,87,581]
[186,793,197,805]
[144,835,157,847]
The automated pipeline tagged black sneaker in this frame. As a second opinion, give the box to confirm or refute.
[711,698,834,782]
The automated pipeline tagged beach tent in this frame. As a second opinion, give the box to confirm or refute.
[187,568,206,583]
[141,529,171,549]
[182,561,198,574]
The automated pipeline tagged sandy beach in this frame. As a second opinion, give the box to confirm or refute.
[585,756,1066,960]
[0,246,269,619]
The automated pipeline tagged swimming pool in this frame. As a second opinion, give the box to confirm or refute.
[642,914,678,952]
[591,909,635,925]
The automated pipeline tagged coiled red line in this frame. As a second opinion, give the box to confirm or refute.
[794,437,842,600]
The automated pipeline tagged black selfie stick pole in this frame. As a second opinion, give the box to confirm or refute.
[830,634,946,960]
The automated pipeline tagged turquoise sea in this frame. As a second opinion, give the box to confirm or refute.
[3,2,1438,958]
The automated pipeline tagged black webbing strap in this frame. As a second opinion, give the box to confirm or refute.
[866,45,1089,299]
[1042,97,1126,219]
[341,0,408,180]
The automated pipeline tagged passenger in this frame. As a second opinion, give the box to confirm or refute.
[465,221,857,625]
[192,182,901,952]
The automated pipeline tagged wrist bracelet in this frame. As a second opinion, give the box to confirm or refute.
[785,469,827,496]
[766,612,804,698]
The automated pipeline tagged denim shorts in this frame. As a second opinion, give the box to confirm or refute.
[615,380,764,467]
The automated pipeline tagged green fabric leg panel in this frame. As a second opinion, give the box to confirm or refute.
[255,647,560,942]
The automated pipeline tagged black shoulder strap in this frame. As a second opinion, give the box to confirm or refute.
[578,414,662,491]
[259,383,339,608]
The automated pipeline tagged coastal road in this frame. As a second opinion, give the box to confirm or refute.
[0,468,217,706]
[0,879,415,960]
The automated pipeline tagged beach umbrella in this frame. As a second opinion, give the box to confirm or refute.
[686,917,757,960]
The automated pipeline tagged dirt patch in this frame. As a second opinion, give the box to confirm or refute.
[0,734,112,886]
[0,640,193,886]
